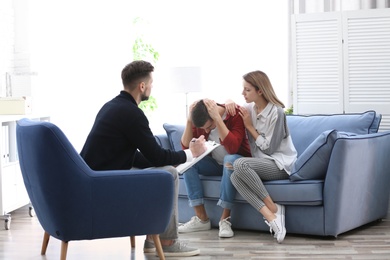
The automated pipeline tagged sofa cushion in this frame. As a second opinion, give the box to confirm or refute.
[290,130,358,181]
[287,110,379,156]
[290,130,337,181]
[163,123,185,151]
[178,175,324,206]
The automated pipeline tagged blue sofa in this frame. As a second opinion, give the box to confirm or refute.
[155,111,390,237]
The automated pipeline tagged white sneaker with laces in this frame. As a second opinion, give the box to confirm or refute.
[178,216,211,233]
[219,217,234,238]
[265,213,286,243]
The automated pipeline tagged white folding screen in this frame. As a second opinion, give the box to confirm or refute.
[343,9,390,130]
[292,8,390,131]
[291,12,343,114]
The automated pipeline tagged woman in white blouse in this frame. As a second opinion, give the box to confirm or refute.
[226,70,297,244]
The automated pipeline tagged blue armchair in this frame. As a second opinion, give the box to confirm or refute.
[16,118,174,260]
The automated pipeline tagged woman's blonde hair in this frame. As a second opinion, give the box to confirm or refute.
[243,70,285,108]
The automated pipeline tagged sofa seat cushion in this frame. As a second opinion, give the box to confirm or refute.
[264,179,323,205]
[178,176,324,206]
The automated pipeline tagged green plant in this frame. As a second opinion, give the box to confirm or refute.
[285,105,293,115]
[132,17,159,116]
[133,38,159,63]
[138,95,158,114]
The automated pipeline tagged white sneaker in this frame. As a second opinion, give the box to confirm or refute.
[178,216,211,233]
[219,217,234,238]
[143,239,155,253]
[265,213,286,243]
[158,240,200,257]
[275,203,284,216]
[275,203,285,238]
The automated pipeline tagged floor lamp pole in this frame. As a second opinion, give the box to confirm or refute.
[185,92,189,118]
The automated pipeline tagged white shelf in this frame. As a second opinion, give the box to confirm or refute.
[0,114,49,229]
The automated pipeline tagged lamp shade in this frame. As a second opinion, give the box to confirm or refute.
[170,66,202,94]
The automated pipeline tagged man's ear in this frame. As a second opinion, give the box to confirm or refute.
[139,81,145,92]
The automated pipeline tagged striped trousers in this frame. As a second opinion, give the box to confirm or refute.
[231,157,289,211]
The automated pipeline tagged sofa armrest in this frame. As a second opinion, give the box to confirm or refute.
[323,132,390,236]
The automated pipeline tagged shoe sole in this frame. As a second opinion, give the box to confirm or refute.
[219,233,234,238]
[158,248,201,257]
[277,229,286,243]
[143,248,155,253]
[178,227,211,233]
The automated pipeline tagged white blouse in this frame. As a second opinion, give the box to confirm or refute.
[244,102,297,175]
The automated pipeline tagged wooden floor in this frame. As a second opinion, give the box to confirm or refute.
[1,206,390,259]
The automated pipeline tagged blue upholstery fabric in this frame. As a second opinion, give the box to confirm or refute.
[16,118,174,242]
[290,130,337,181]
[178,176,323,206]
[287,110,380,156]
[161,111,390,237]
[290,130,358,181]
[323,132,390,235]
[163,123,185,151]
[336,131,358,138]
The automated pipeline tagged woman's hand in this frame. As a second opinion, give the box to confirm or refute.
[238,106,252,129]
[225,99,237,116]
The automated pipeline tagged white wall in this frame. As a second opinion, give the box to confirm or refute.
[28,0,289,151]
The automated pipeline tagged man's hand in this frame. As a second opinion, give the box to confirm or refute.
[189,135,207,158]
[203,99,221,121]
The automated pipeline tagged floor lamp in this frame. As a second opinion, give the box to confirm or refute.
[170,67,202,116]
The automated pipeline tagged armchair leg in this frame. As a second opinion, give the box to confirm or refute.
[130,236,135,248]
[61,241,68,260]
[41,231,50,255]
[152,234,165,260]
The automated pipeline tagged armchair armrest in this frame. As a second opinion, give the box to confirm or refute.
[323,132,390,236]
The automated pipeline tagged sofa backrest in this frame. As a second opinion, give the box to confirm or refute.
[158,111,382,157]
[287,110,381,156]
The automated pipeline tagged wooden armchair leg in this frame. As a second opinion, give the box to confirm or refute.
[41,231,50,255]
[130,236,135,248]
[60,241,68,260]
[152,234,165,260]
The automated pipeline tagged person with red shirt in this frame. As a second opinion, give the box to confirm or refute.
[179,99,251,238]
